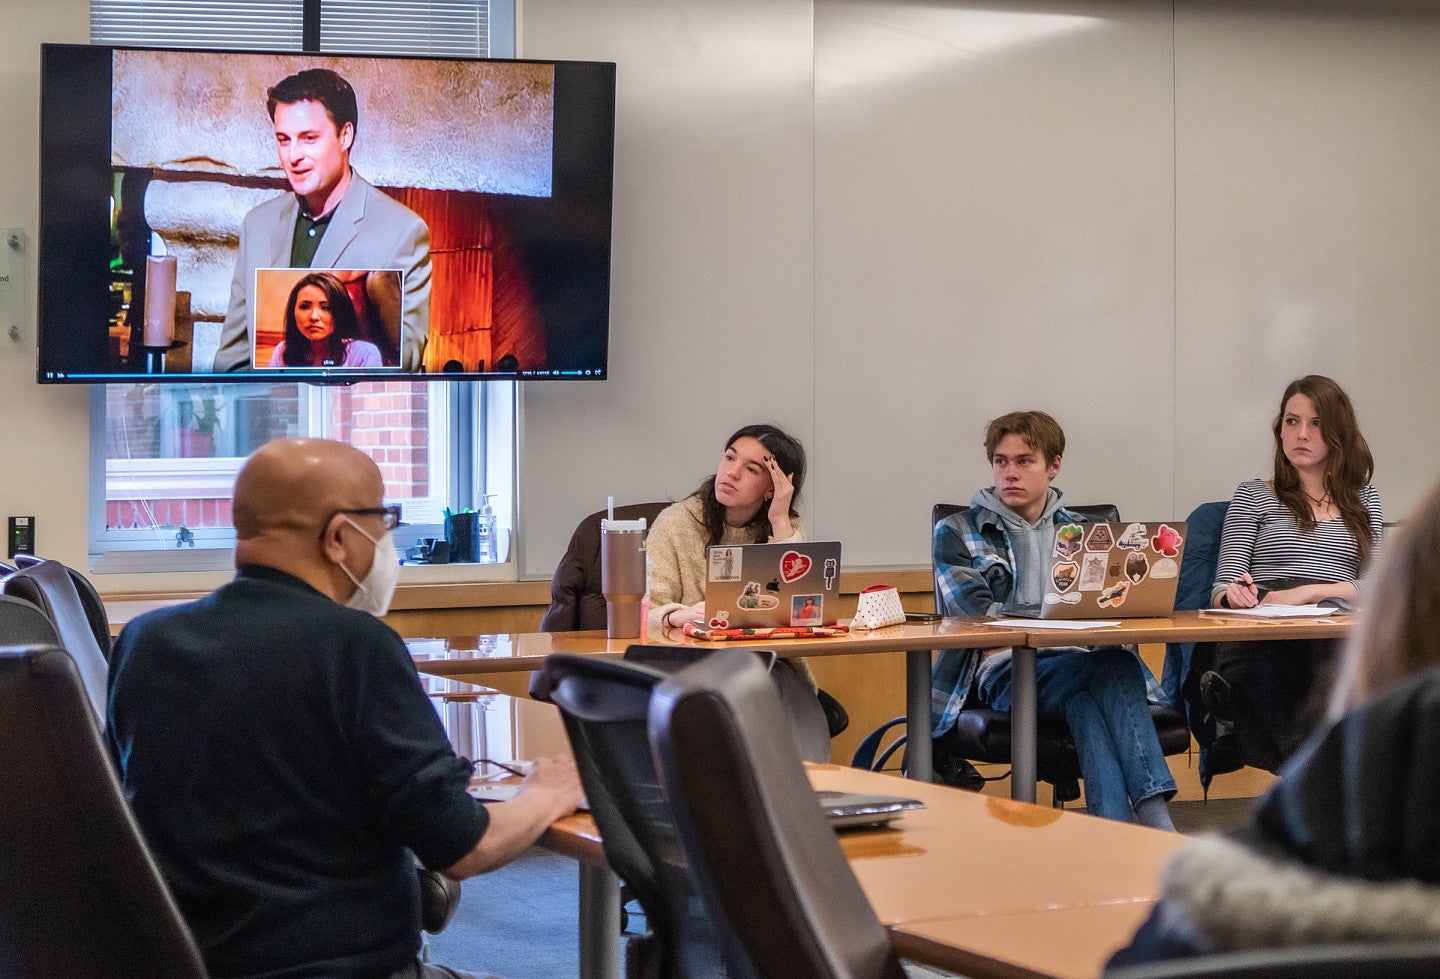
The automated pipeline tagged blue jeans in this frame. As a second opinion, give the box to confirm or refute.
[979,646,1177,822]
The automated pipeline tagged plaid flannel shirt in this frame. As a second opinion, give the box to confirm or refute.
[929,498,1083,737]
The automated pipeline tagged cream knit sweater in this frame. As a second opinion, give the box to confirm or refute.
[645,494,814,687]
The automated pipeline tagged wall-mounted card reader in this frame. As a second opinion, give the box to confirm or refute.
[8,516,34,559]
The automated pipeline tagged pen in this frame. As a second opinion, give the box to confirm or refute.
[474,758,527,778]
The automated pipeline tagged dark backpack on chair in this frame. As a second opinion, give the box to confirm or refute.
[850,715,986,791]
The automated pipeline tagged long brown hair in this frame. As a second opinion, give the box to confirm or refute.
[1271,375,1376,567]
[691,424,806,547]
[283,272,359,367]
[1328,479,1440,719]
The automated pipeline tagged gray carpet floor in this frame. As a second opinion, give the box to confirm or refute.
[423,847,604,979]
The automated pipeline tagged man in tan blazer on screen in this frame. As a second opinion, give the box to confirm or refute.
[214,67,431,372]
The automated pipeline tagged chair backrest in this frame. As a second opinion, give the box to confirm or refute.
[532,653,728,979]
[1174,501,1229,612]
[930,501,1119,612]
[0,593,62,646]
[0,644,207,978]
[0,559,113,718]
[649,649,905,979]
[1105,939,1440,978]
[4,555,112,653]
[624,644,832,762]
[541,501,671,632]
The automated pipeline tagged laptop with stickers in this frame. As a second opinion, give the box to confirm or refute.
[704,541,842,629]
[1003,521,1187,619]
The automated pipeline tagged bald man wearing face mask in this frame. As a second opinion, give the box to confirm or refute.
[106,438,581,979]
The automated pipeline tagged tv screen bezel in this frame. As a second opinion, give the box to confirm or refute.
[36,42,617,385]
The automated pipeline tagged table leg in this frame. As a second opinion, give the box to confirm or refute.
[578,863,621,979]
[1010,645,1037,803]
[906,648,933,782]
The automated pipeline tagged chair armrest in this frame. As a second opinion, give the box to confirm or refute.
[418,866,461,934]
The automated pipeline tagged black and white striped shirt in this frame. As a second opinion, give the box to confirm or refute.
[1213,478,1383,601]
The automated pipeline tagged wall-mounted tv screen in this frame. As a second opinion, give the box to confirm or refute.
[38,44,615,383]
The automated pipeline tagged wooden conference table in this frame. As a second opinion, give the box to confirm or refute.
[412,619,1027,784]
[414,611,1353,801]
[425,614,1347,978]
[533,761,1187,979]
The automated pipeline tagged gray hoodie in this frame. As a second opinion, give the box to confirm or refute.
[972,485,1066,687]
[971,485,1066,609]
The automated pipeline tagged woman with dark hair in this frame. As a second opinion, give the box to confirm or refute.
[646,422,807,633]
[1204,374,1383,770]
[268,272,382,368]
[1109,481,1440,968]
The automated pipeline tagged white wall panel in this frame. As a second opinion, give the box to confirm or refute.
[1173,1,1440,524]
[813,0,1176,564]
[516,0,817,575]
[516,0,1440,574]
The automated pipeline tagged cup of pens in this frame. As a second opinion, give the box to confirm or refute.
[445,508,482,563]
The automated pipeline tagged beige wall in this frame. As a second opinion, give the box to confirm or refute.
[5,0,1439,592]
[0,2,91,572]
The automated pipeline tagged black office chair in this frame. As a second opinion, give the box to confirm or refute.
[1165,501,1239,792]
[4,553,112,657]
[624,644,833,762]
[532,652,730,979]
[1164,501,1230,702]
[0,593,62,646]
[0,644,208,978]
[1105,941,1440,978]
[0,558,113,719]
[649,649,907,979]
[861,504,1190,803]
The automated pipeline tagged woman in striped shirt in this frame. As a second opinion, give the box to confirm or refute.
[1204,375,1383,771]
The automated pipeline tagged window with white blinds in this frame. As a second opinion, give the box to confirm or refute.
[91,0,490,56]
[91,0,304,49]
[321,1,489,56]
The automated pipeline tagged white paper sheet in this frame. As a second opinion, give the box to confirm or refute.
[1200,605,1338,618]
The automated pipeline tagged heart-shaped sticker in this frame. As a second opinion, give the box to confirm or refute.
[779,551,812,583]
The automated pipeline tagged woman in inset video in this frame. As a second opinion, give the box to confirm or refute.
[1203,374,1383,770]
[269,271,381,369]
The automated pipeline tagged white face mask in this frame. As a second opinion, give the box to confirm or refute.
[339,517,401,616]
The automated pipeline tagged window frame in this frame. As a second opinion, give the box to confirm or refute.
[89,380,516,573]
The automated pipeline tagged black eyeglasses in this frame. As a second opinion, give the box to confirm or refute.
[321,505,402,540]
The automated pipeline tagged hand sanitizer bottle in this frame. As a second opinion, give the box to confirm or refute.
[476,495,499,564]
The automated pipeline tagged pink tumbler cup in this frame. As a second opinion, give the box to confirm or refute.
[600,518,647,639]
